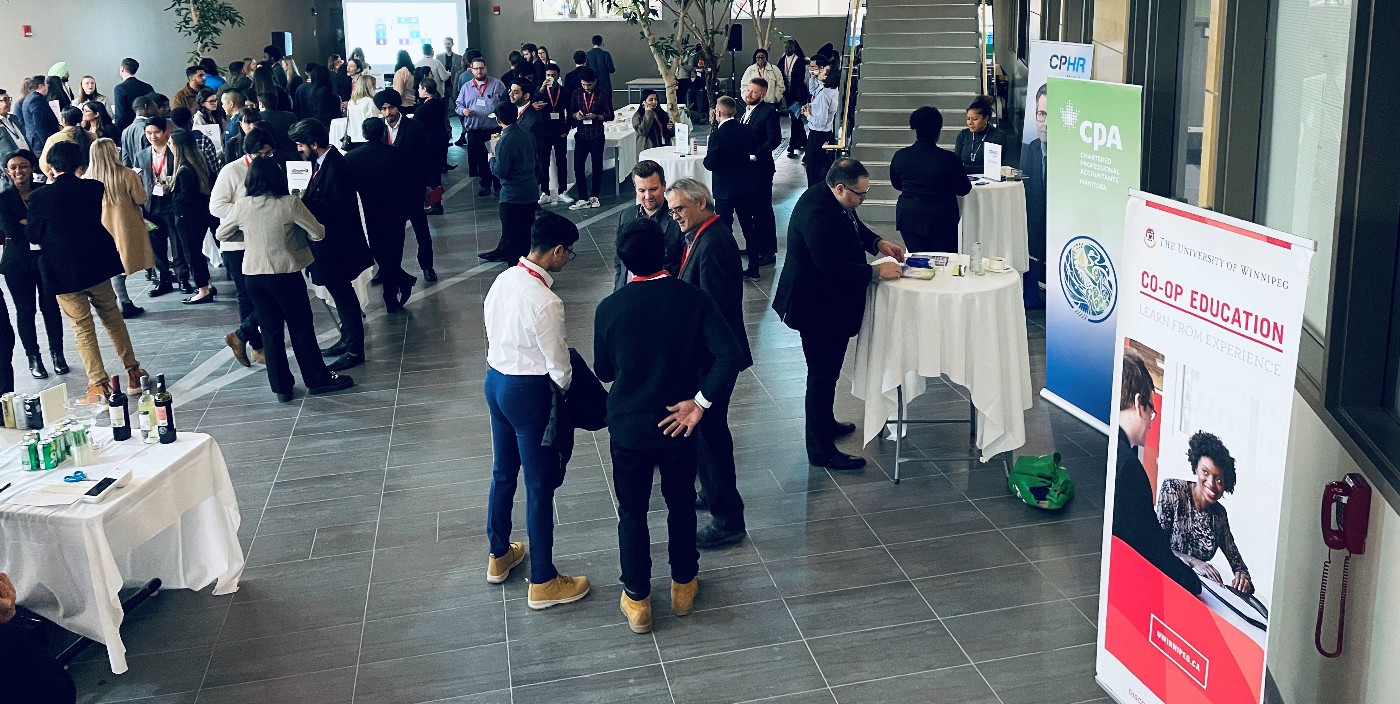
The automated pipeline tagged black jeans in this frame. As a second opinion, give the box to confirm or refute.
[804,130,835,187]
[611,444,700,600]
[788,110,807,151]
[573,133,605,199]
[245,272,333,394]
[496,201,539,261]
[365,211,411,300]
[408,198,434,270]
[323,278,364,356]
[145,200,175,283]
[468,129,499,191]
[174,211,211,287]
[4,265,63,357]
[696,396,745,531]
[219,250,262,349]
[800,329,851,458]
[535,132,568,194]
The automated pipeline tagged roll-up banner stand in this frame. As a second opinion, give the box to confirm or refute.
[1041,76,1142,431]
[1096,190,1314,704]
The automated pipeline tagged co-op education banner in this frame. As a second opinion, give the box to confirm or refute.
[1020,40,1094,288]
[1042,77,1142,429]
[1097,191,1314,704]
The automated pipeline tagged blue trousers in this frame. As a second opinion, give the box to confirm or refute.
[485,368,571,584]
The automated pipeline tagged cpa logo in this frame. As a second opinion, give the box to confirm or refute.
[1144,228,1157,248]
[1060,236,1118,323]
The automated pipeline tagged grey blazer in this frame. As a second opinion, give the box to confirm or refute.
[214,195,325,274]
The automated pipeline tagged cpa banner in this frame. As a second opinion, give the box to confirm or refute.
[1096,191,1314,704]
[1019,40,1093,290]
[1042,77,1142,429]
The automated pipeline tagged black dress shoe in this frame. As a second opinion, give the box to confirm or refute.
[370,272,382,285]
[145,268,157,283]
[756,253,778,267]
[476,188,492,197]
[320,341,348,357]
[148,282,174,297]
[478,250,508,262]
[384,293,403,313]
[454,136,468,146]
[180,282,196,294]
[832,422,857,438]
[182,291,215,304]
[397,276,416,308]
[743,266,760,280]
[50,352,69,375]
[444,163,458,171]
[121,302,145,318]
[275,391,295,403]
[425,204,444,216]
[423,267,438,282]
[696,524,746,550]
[327,353,364,372]
[809,451,867,471]
[308,372,354,395]
[28,355,48,379]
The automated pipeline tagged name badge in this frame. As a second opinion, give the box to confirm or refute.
[550,112,562,121]
[152,182,165,197]
[583,119,595,125]
[475,98,488,108]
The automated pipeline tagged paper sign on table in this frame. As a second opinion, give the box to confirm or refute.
[983,142,1003,181]
[674,122,690,155]
[287,162,313,194]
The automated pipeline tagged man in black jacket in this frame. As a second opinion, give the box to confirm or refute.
[26,141,147,402]
[613,160,684,290]
[530,65,570,204]
[773,158,904,470]
[256,91,298,154]
[290,119,375,372]
[702,97,754,233]
[113,58,154,132]
[1111,349,1203,595]
[666,177,753,550]
[345,118,417,312]
[779,40,809,158]
[738,78,783,277]
[376,89,438,282]
[595,217,747,634]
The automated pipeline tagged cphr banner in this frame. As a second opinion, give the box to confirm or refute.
[1096,191,1314,704]
[1042,76,1142,430]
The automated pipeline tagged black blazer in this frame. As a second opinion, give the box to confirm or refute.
[25,175,123,295]
[613,204,685,291]
[0,184,42,276]
[1112,429,1203,595]
[113,76,154,131]
[300,149,375,285]
[344,141,416,220]
[1020,138,1047,261]
[779,53,809,105]
[772,185,882,338]
[171,167,211,222]
[413,96,451,171]
[676,218,753,370]
[889,138,972,243]
[741,102,783,177]
[132,146,174,212]
[594,277,746,450]
[260,108,299,154]
[295,84,342,128]
[703,119,753,201]
[384,116,432,186]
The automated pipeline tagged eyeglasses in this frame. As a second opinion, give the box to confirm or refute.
[848,188,869,200]
[566,247,577,261]
[1035,110,1048,120]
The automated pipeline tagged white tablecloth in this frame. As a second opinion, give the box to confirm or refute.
[550,122,638,196]
[959,180,1030,273]
[640,146,711,192]
[853,270,1033,462]
[0,430,244,673]
[329,117,349,149]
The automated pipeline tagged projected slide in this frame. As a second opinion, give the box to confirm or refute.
[343,1,464,72]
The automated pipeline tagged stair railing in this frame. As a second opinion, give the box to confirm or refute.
[830,0,865,154]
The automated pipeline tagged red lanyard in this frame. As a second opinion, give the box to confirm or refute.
[630,271,669,282]
[581,91,596,114]
[516,262,548,286]
[677,214,720,277]
[473,80,488,97]
[152,150,167,176]
[545,88,560,108]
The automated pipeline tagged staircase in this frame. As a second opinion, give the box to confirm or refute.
[851,0,983,222]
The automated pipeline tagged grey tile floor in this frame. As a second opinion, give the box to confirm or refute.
[26,135,1111,703]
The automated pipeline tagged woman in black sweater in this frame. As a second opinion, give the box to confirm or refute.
[169,129,215,304]
[889,106,972,253]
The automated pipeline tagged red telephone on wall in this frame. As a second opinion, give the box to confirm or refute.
[1315,473,1372,658]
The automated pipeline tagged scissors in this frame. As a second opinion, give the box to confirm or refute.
[63,470,87,483]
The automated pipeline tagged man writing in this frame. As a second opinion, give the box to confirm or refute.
[595,218,747,634]
[482,211,592,609]
[289,119,374,372]
[172,65,206,114]
[612,160,684,290]
[666,178,752,549]
[567,68,613,211]
[479,101,539,263]
[738,78,783,278]
[773,158,905,470]
[456,57,507,197]
[530,65,570,205]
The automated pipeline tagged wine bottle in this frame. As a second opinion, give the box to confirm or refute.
[155,374,176,444]
[108,375,131,441]
[138,376,157,444]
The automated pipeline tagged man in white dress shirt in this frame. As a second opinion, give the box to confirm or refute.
[482,211,591,610]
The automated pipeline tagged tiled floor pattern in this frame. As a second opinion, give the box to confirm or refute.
[21,134,1114,703]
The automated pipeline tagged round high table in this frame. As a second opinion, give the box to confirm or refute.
[959,179,1030,273]
[852,269,1033,478]
[640,145,711,192]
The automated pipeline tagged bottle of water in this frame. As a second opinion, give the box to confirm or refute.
[971,241,984,275]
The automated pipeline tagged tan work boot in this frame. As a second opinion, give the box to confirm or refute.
[671,578,699,616]
[486,542,525,584]
[76,382,106,405]
[527,574,591,610]
[620,592,653,633]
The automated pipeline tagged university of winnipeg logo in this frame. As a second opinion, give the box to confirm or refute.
[1060,236,1118,323]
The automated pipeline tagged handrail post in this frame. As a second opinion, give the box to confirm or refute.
[835,0,864,152]
[980,0,989,96]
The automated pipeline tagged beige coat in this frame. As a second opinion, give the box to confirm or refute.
[99,168,156,274]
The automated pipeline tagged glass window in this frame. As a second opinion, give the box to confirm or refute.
[1171,0,1214,206]
[1261,0,1355,338]
[534,0,660,21]
[731,0,848,18]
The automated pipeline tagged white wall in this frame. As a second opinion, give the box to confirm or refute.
[0,1,329,103]
[1268,393,1400,703]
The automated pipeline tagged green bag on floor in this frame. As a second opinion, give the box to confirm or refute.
[1008,452,1075,510]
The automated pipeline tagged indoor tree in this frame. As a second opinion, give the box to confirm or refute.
[736,0,777,56]
[605,0,735,123]
[165,0,246,64]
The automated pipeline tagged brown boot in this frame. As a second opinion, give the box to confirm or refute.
[671,578,699,616]
[225,331,251,367]
[125,367,149,395]
[487,542,525,584]
[620,592,653,633]
[76,382,106,405]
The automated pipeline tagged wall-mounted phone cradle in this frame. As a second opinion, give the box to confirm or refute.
[1315,472,1372,658]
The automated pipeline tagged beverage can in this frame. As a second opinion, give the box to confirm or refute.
[23,395,43,430]
[21,433,39,471]
[40,437,61,470]
[0,392,14,428]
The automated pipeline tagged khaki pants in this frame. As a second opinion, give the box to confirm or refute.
[55,281,139,387]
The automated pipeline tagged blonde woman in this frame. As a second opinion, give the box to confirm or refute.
[280,57,304,90]
[84,138,154,318]
[346,73,378,147]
